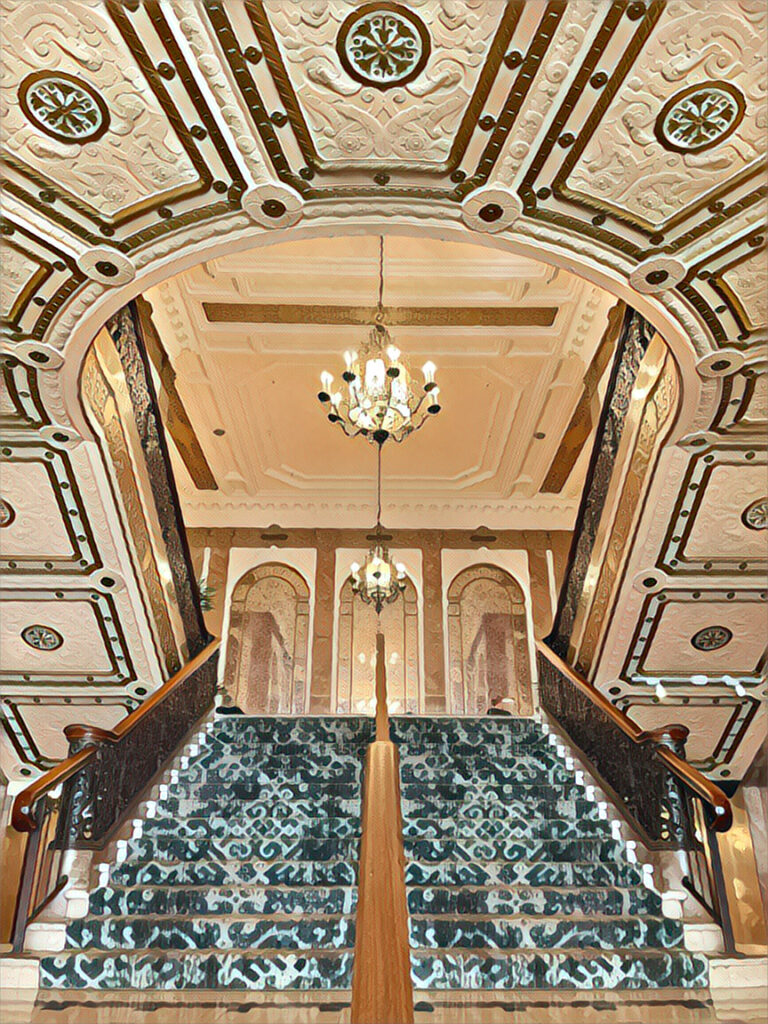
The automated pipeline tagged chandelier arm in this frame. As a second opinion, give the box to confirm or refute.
[377,235,384,312]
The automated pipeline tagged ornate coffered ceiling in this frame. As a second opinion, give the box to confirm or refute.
[146,235,616,529]
[0,0,765,782]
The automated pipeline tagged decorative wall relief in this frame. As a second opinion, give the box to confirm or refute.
[225,564,310,715]
[336,573,420,715]
[446,564,533,716]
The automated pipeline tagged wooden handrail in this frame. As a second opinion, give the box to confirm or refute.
[11,639,219,833]
[536,641,732,832]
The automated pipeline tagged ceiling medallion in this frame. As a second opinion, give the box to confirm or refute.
[691,626,733,652]
[350,446,407,614]
[19,71,110,143]
[656,81,745,154]
[337,3,430,89]
[21,624,64,651]
[0,498,15,528]
[318,237,440,446]
[742,498,768,531]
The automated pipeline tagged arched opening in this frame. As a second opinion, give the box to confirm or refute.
[224,563,310,715]
[446,564,533,716]
[336,572,420,716]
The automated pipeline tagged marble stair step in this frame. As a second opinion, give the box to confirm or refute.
[405,860,642,888]
[89,885,358,918]
[195,750,364,769]
[407,885,662,917]
[124,836,358,864]
[401,765,573,786]
[409,949,708,990]
[400,782,585,802]
[67,914,355,951]
[212,717,373,742]
[403,837,623,864]
[111,858,358,888]
[391,718,542,738]
[401,796,600,820]
[401,817,610,841]
[158,796,361,819]
[141,816,360,840]
[181,765,361,785]
[408,915,683,951]
[170,780,360,801]
[40,948,354,990]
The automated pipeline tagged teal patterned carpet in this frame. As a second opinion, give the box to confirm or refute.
[40,716,373,990]
[39,713,707,992]
[390,716,708,991]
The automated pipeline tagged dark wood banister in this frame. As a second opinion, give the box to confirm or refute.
[537,641,732,832]
[12,639,220,833]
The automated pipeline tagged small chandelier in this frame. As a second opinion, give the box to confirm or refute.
[318,237,440,446]
[350,446,406,613]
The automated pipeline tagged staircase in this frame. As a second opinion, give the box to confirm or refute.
[391,716,709,992]
[39,715,373,990]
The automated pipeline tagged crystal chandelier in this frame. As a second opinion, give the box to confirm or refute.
[350,446,407,613]
[318,237,440,446]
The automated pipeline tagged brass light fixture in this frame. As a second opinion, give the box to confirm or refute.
[318,236,440,445]
[350,445,406,613]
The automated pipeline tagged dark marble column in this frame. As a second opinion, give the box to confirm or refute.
[310,543,335,712]
[422,537,447,713]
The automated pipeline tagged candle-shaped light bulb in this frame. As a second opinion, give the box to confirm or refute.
[396,562,406,578]
[422,360,436,385]
[344,350,354,369]
[387,345,401,363]
[321,371,333,390]
[350,562,360,577]
[331,391,342,407]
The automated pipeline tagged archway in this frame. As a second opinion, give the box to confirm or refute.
[446,564,533,716]
[336,573,420,716]
[225,563,310,715]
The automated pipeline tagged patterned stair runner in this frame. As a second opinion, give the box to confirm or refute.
[40,716,373,990]
[391,716,708,992]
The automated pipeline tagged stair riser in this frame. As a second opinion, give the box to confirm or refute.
[401,797,600,820]
[68,917,355,951]
[89,887,357,918]
[111,861,358,888]
[124,837,358,864]
[159,797,361,819]
[401,767,573,786]
[406,862,642,887]
[407,888,661,917]
[401,818,610,841]
[408,917,683,950]
[140,817,360,840]
[169,782,360,801]
[409,952,708,990]
[40,952,354,990]
[183,766,361,784]
[400,784,586,803]
[403,838,623,864]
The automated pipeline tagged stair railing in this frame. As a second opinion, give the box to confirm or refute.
[9,639,219,953]
[536,641,734,951]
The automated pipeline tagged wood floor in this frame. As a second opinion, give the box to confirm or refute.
[2,987,767,1024]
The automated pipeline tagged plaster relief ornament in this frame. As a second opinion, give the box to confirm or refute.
[656,82,745,154]
[21,624,63,651]
[691,626,733,652]
[742,498,768,531]
[337,3,430,89]
[0,498,15,528]
[18,72,109,143]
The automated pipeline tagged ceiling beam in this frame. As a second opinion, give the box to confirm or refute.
[202,303,558,328]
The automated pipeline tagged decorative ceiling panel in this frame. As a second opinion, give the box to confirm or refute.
[0,588,135,687]
[0,441,100,575]
[625,588,766,684]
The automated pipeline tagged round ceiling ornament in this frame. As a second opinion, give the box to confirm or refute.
[19,72,110,144]
[21,624,64,651]
[742,498,768,531]
[691,625,733,652]
[0,498,15,528]
[337,3,430,89]
[655,81,745,154]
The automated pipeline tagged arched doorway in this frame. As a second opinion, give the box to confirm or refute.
[336,573,420,715]
[446,564,533,716]
[225,563,310,715]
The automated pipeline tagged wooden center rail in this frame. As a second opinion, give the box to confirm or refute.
[536,642,732,832]
[12,639,220,833]
[350,632,414,1024]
